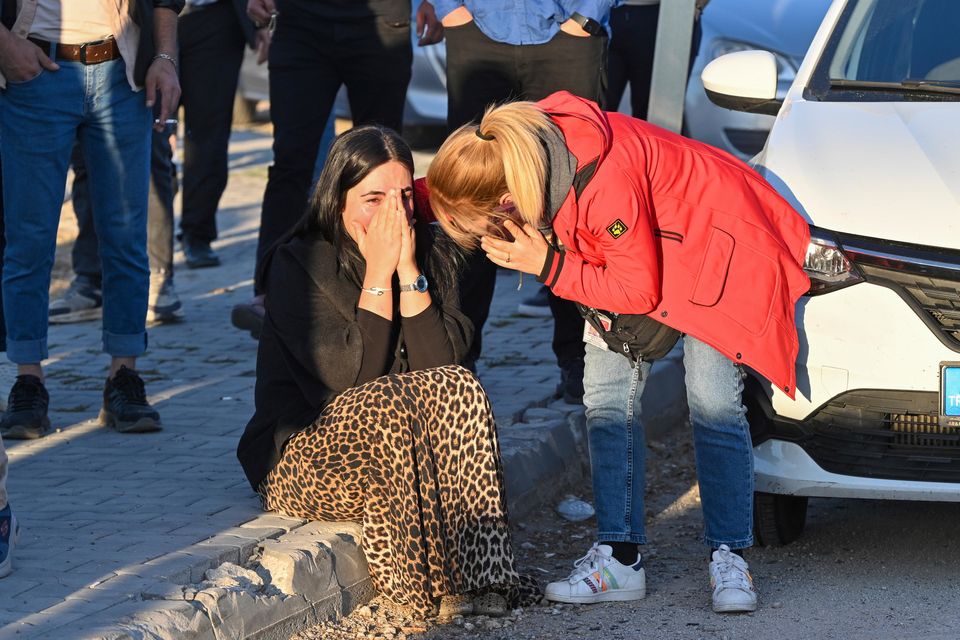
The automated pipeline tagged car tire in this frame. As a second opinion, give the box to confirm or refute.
[753,492,808,546]
[233,94,259,126]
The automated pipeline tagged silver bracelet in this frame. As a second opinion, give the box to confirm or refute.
[153,53,178,70]
[361,286,391,296]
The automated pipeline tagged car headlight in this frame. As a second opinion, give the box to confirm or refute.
[710,38,798,84]
[803,227,864,296]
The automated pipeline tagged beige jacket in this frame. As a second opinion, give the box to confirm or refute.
[1,0,140,90]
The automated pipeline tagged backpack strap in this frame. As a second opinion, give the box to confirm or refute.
[573,157,599,202]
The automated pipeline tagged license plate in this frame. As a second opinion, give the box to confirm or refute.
[940,363,960,427]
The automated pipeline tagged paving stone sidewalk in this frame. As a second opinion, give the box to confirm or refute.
[0,127,686,639]
[0,128,575,639]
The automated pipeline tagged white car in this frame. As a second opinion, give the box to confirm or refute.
[703,0,960,544]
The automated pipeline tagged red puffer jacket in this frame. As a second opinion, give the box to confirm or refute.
[537,92,810,398]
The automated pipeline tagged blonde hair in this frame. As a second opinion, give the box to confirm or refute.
[427,101,554,249]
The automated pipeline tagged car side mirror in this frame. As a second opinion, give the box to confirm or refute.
[702,50,782,116]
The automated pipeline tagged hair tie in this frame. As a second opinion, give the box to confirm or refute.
[475,127,495,141]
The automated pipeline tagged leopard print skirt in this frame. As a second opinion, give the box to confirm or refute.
[259,365,536,614]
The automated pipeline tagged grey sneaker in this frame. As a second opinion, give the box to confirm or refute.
[147,272,184,324]
[49,277,102,324]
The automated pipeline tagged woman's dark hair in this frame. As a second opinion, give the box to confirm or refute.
[259,125,462,296]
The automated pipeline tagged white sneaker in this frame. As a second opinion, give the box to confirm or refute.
[709,545,758,613]
[147,272,184,324]
[544,543,646,604]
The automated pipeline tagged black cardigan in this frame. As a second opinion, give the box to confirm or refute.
[237,226,472,490]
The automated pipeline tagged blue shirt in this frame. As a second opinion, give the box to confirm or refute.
[431,0,620,45]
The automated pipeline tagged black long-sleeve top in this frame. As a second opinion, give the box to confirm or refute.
[237,225,472,490]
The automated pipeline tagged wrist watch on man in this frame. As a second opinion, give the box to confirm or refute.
[569,12,603,36]
[399,274,429,293]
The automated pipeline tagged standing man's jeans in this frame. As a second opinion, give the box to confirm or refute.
[71,130,177,283]
[583,336,755,548]
[0,58,151,363]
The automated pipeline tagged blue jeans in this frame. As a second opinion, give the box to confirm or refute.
[0,58,151,363]
[583,336,754,549]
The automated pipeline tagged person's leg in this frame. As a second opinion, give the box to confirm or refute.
[605,7,630,113]
[445,21,518,130]
[47,144,104,323]
[0,64,78,364]
[683,335,758,612]
[338,16,412,134]
[545,344,649,603]
[80,58,161,433]
[621,4,660,120]
[443,26,517,366]
[548,293,586,402]
[0,58,81,437]
[254,8,340,289]
[517,33,607,395]
[147,128,183,323]
[68,143,103,285]
[178,1,247,254]
[0,434,15,578]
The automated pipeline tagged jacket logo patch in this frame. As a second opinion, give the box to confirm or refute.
[606,219,628,239]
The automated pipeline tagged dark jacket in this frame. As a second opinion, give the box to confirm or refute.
[231,0,258,48]
[236,225,472,490]
[130,0,186,87]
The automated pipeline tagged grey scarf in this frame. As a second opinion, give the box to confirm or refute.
[541,122,577,232]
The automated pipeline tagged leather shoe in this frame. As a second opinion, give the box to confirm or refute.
[182,237,220,269]
[231,295,265,339]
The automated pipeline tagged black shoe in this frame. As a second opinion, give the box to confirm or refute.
[231,295,265,340]
[516,286,552,317]
[100,366,162,433]
[0,376,51,439]
[555,359,585,405]
[182,236,220,269]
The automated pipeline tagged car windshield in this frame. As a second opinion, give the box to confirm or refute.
[809,0,960,100]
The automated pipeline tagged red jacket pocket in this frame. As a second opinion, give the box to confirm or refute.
[689,227,734,307]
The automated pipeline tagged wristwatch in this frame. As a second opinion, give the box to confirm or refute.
[399,274,429,293]
[569,12,603,36]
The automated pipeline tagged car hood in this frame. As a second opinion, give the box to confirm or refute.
[757,100,960,251]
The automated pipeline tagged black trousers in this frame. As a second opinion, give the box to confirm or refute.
[71,130,177,282]
[177,0,248,244]
[253,2,412,293]
[445,21,606,368]
[607,4,660,119]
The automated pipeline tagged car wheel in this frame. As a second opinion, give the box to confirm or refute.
[233,94,259,126]
[753,492,808,546]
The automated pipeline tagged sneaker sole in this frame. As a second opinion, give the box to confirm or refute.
[0,417,52,440]
[712,601,758,613]
[49,308,103,324]
[544,587,646,604]
[231,306,263,340]
[0,516,20,578]
[147,307,185,324]
[99,409,163,434]
[185,257,221,269]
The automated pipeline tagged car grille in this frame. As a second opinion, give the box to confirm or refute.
[780,390,960,483]
[841,236,960,352]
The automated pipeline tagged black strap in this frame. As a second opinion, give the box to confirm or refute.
[573,157,599,201]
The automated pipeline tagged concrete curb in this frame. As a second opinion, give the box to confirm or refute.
[50,352,686,640]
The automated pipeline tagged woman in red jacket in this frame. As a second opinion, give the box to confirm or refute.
[427,91,810,614]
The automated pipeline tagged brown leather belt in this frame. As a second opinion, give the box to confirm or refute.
[27,37,121,65]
